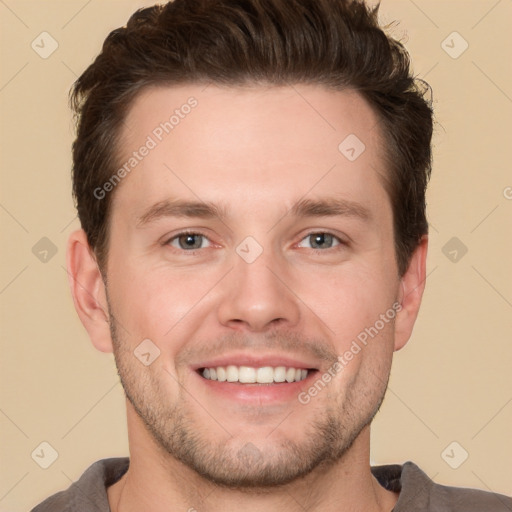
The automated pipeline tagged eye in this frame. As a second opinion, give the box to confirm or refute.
[167,232,211,251]
[297,232,342,250]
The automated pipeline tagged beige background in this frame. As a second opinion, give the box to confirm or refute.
[1,0,511,510]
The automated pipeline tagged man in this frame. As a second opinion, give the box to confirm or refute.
[32,0,512,510]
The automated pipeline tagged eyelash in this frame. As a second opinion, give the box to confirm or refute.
[163,230,347,254]
[163,230,212,254]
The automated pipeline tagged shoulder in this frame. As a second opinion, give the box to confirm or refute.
[397,461,512,512]
[30,457,129,512]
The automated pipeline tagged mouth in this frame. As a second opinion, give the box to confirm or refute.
[191,354,323,403]
[198,365,315,384]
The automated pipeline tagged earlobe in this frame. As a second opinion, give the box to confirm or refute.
[66,229,114,353]
[394,235,428,352]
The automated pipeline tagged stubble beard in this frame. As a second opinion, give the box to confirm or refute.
[107,306,390,490]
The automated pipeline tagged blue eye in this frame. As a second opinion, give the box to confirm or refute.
[298,233,341,250]
[164,231,344,253]
[168,233,211,250]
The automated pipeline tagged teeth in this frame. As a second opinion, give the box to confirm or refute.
[217,367,227,382]
[201,365,310,383]
[256,367,274,383]
[226,365,238,382]
[274,366,286,382]
[239,366,256,383]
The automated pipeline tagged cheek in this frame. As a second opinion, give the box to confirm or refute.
[108,261,218,347]
[323,318,395,407]
[297,262,399,392]
[301,262,398,346]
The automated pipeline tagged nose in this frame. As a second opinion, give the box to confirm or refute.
[217,248,301,332]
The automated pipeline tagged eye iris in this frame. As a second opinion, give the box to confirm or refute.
[310,233,333,249]
[179,234,202,249]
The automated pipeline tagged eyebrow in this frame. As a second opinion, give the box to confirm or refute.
[289,197,371,221]
[135,196,371,228]
[136,199,227,228]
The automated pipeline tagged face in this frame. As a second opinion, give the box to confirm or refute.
[94,84,413,487]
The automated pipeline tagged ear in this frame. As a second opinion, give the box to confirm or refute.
[394,235,428,351]
[66,229,113,353]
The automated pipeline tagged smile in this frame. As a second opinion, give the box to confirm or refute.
[200,365,310,384]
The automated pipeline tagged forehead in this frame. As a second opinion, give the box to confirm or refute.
[112,83,389,219]
[120,83,381,154]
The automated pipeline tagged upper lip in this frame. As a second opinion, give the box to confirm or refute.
[192,352,321,371]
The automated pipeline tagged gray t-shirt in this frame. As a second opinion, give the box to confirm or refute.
[31,457,512,511]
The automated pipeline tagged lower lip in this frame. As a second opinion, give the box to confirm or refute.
[193,370,317,404]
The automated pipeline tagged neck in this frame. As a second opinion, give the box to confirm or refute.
[108,405,398,512]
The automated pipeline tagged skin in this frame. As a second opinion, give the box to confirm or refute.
[67,83,427,512]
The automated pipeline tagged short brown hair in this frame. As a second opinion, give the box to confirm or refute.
[70,0,433,276]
